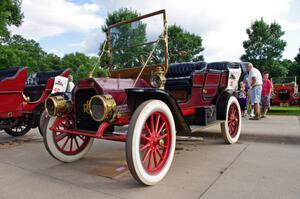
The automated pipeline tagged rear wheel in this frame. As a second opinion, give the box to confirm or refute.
[43,116,94,162]
[4,120,31,137]
[126,100,176,185]
[221,96,242,144]
[38,110,50,136]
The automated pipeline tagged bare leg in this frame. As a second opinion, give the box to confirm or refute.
[264,107,268,116]
[254,103,260,117]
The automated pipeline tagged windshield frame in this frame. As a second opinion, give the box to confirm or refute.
[107,9,168,72]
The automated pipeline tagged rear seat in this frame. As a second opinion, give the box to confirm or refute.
[0,67,22,81]
[165,61,207,90]
[207,61,241,70]
[24,69,65,101]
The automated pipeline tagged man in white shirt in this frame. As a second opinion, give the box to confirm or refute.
[247,63,263,120]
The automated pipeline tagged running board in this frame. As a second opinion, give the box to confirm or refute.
[190,120,224,133]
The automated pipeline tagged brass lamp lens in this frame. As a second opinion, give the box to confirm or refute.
[46,98,55,116]
[90,97,105,121]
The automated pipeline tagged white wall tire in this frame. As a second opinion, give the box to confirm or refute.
[126,100,176,185]
[38,110,50,136]
[43,116,94,162]
[220,96,242,144]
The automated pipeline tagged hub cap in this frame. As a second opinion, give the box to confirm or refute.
[139,112,171,174]
[228,103,239,138]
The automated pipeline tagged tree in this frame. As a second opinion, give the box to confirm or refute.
[288,49,300,84]
[0,0,23,39]
[168,25,204,63]
[0,34,47,73]
[61,52,107,81]
[42,53,61,70]
[240,18,287,77]
[99,8,148,69]
[295,48,300,64]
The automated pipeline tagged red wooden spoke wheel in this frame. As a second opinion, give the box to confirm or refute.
[43,116,94,162]
[139,111,171,174]
[221,96,242,144]
[126,100,176,185]
[227,103,239,138]
[52,118,91,155]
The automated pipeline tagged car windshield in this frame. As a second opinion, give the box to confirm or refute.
[108,11,166,70]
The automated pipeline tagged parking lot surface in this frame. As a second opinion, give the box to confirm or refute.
[0,115,299,199]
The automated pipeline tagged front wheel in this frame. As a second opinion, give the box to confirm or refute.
[221,96,242,144]
[126,100,176,185]
[43,116,94,162]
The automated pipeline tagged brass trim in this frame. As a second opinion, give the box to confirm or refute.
[45,95,71,116]
[89,94,116,122]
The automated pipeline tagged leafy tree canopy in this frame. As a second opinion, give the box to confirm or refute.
[168,25,204,63]
[0,0,23,38]
[240,18,287,78]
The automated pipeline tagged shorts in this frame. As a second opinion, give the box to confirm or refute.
[261,95,270,109]
[238,98,247,111]
[250,86,262,104]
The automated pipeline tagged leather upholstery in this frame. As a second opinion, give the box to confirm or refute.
[166,61,207,78]
[206,61,241,71]
[0,67,21,81]
[165,61,207,91]
[35,69,65,85]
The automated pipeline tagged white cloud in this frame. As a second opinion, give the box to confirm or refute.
[96,0,295,61]
[10,0,298,60]
[11,0,104,40]
[70,29,105,56]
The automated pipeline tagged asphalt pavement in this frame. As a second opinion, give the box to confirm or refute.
[0,115,299,199]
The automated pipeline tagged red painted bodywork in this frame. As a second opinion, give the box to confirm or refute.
[53,69,230,142]
[0,67,70,119]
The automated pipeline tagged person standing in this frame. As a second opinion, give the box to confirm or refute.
[261,71,273,118]
[238,81,247,117]
[247,63,263,120]
[67,74,75,92]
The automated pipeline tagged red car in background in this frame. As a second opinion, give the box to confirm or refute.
[271,77,299,106]
[0,67,70,136]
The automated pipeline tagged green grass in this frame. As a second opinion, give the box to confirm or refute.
[268,106,300,116]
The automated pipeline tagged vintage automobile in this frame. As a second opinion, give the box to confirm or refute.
[0,66,70,136]
[43,10,243,185]
[271,77,299,106]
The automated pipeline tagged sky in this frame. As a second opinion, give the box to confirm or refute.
[10,0,300,62]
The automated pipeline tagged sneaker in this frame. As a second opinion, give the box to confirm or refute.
[261,115,266,118]
[250,113,255,117]
[249,116,260,120]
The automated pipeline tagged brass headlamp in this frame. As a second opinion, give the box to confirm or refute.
[89,94,116,122]
[45,95,72,116]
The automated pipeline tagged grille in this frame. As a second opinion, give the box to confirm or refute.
[278,90,290,101]
[75,89,99,132]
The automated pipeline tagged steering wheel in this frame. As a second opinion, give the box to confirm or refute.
[138,53,160,65]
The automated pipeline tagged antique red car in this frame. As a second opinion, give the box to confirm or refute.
[43,10,243,185]
[271,77,299,106]
[0,66,70,136]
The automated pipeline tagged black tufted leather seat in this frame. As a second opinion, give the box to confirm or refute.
[0,67,21,81]
[166,61,207,78]
[24,69,65,101]
[165,61,207,91]
[35,69,65,85]
[206,61,241,71]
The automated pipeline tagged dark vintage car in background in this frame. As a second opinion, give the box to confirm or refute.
[43,10,245,185]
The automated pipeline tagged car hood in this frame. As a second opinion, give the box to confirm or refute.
[83,78,150,105]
